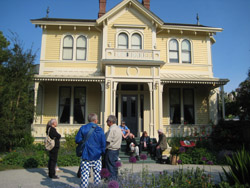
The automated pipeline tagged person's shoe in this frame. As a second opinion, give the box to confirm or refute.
[136,155,140,161]
[49,175,59,179]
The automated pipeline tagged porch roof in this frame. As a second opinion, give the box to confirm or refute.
[34,75,105,82]
[160,73,229,86]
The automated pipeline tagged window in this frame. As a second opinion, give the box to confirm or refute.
[183,89,194,124]
[131,33,142,49]
[170,88,181,124]
[76,36,87,60]
[118,33,128,49]
[169,39,179,63]
[59,87,71,123]
[63,35,73,60]
[169,88,195,125]
[59,86,86,124]
[74,87,86,124]
[182,40,191,63]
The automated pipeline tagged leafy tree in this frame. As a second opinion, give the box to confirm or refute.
[236,68,250,120]
[0,32,36,151]
[0,31,10,64]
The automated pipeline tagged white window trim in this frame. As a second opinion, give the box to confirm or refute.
[116,30,144,49]
[167,38,193,64]
[60,33,89,61]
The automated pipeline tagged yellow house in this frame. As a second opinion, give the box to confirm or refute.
[31,0,228,141]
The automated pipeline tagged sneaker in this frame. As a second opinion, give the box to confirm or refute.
[118,157,121,161]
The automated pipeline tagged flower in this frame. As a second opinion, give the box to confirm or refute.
[177,159,182,164]
[115,161,122,168]
[207,161,213,165]
[179,146,186,153]
[108,180,119,188]
[129,156,137,163]
[100,168,111,178]
[201,157,207,161]
[140,154,147,160]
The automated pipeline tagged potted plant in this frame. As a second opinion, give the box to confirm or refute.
[170,146,180,165]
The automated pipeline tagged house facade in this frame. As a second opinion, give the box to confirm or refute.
[31,0,228,142]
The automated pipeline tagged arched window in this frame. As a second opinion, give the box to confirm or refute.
[131,33,142,49]
[62,35,73,60]
[169,39,179,63]
[182,40,191,63]
[76,36,87,60]
[118,33,128,49]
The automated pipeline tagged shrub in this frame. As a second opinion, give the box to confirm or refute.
[221,147,250,186]
[179,147,217,164]
[23,157,38,168]
[64,130,78,151]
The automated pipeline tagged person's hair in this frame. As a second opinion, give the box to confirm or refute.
[88,113,98,122]
[50,119,57,125]
[121,120,125,124]
[107,115,117,124]
[142,131,148,137]
[46,119,56,132]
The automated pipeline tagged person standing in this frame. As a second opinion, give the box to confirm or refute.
[75,113,106,188]
[105,115,122,180]
[46,119,61,179]
[119,120,130,140]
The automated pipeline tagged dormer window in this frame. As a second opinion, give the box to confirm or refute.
[182,40,191,63]
[118,33,128,49]
[63,35,73,60]
[131,33,142,49]
[169,39,179,63]
[76,36,87,60]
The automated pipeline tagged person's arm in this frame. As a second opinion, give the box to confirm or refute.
[50,127,61,140]
[75,128,83,144]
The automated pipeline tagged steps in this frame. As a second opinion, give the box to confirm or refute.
[119,137,157,164]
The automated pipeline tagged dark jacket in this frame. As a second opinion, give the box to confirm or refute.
[46,126,61,148]
[139,136,151,146]
[156,133,167,151]
[126,136,138,151]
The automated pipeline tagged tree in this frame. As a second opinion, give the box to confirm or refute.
[0,32,36,151]
[0,31,10,64]
[236,68,250,120]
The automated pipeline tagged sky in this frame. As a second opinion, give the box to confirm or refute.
[0,0,249,93]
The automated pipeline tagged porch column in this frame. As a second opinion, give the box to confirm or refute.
[112,81,118,115]
[148,82,154,137]
[100,82,105,129]
[33,82,39,124]
[221,85,225,119]
[159,82,163,131]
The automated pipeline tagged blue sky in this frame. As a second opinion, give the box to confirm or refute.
[0,0,249,93]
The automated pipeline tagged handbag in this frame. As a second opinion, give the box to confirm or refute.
[44,127,55,151]
[76,124,97,157]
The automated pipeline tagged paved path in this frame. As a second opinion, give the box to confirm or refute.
[0,164,228,188]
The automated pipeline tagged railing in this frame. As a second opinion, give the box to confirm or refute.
[164,124,213,138]
[105,48,160,61]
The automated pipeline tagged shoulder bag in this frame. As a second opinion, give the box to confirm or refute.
[44,127,55,151]
[76,124,97,157]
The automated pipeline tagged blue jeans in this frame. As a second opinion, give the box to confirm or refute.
[105,149,119,180]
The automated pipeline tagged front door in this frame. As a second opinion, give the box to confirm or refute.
[121,95,138,136]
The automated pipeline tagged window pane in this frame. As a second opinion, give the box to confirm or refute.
[170,88,181,124]
[59,87,71,124]
[63,48,73,60]
[182,40,190,50]
[184,89,194,124]
[64,36,73,47]
[182,52,191,62]
[77,49,86,60]
[118,33,128,49]
[131,33,142,49]
[74,87,86,124]
[170,39,178,50]
[77,36,86,48]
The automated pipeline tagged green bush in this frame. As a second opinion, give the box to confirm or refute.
[23,157,38,168]
[180,147,217,164]
[221,147,250,186]
[64,130,78,151]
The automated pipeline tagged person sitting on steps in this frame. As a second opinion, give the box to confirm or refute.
[126,133,140,160]
[139,131,152,155]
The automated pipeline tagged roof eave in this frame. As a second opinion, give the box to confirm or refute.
[30,19,97,27]
[161,25,223,33]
